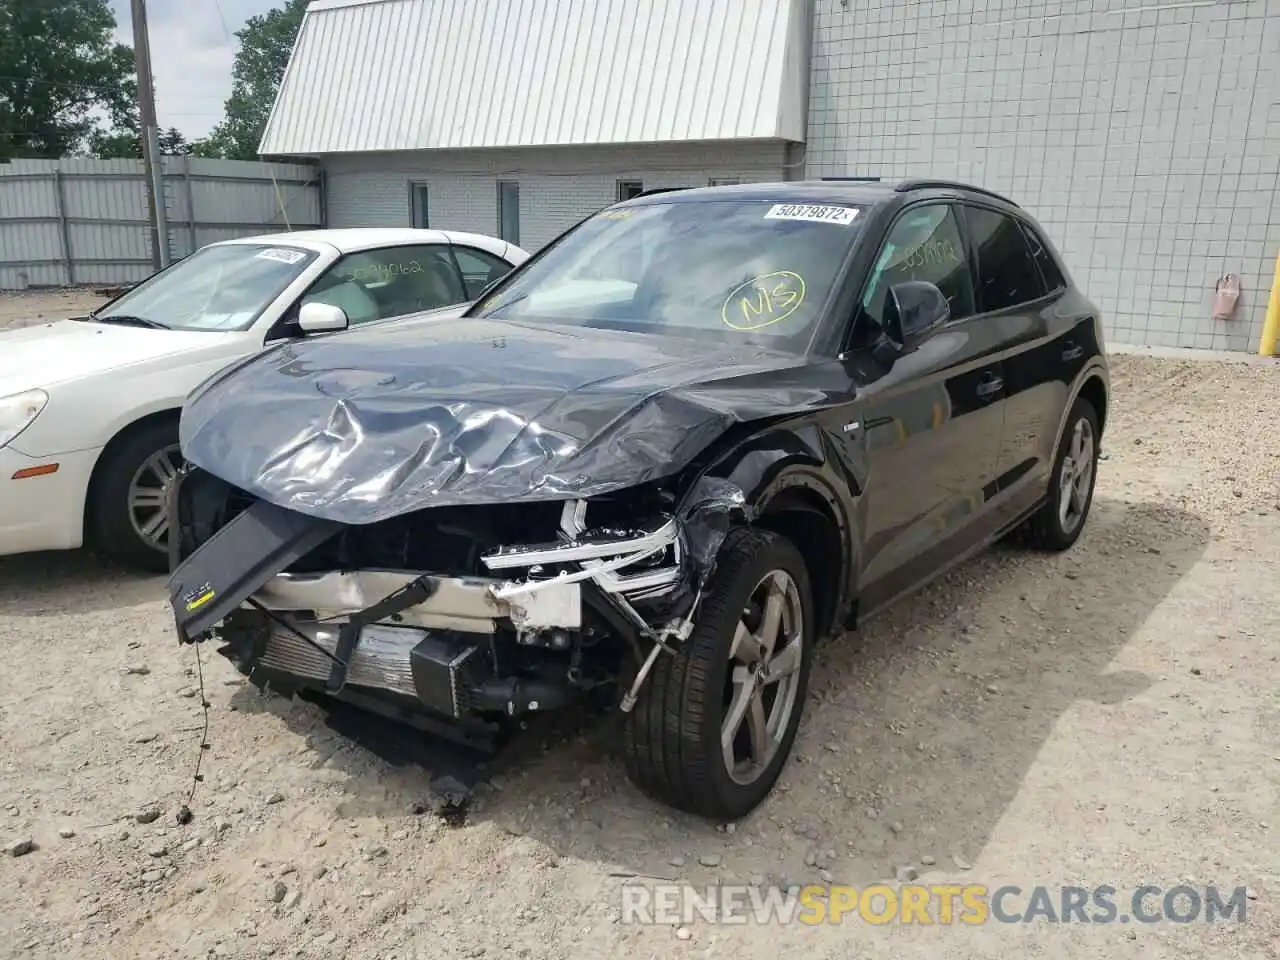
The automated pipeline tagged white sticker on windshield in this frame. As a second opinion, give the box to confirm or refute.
[256,247,306,264]
[764,203,859,225]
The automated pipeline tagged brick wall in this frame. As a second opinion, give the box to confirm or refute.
[805,0,1280,351]
[322,142,791,252]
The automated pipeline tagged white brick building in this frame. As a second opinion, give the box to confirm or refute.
[262,0,1280,352]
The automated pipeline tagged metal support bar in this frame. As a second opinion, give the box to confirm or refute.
[182,155,198,256]
[0,216,323,230]
[0,257,153,268]
[145,129,171,268]
[0,171,318,186]
[52,166,74,285]
[1258,249,1280,358]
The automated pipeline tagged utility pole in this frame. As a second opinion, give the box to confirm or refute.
[130,0,170,270]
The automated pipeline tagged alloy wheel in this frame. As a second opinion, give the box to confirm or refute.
[1058,417,1095,534]
[127,443,183,550]
[722,569,805,786]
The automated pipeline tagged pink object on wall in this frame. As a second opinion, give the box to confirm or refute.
[1213,273,1240,320]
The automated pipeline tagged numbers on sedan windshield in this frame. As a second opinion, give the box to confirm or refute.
[721,271,807,331]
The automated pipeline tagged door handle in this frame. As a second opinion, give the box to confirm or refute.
[975,374,1003,398]
[1062,342,1083,362]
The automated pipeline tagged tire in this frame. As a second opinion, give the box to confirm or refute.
[623,528,815,820]
[1015,397,1100,551]
[88,419,183,573]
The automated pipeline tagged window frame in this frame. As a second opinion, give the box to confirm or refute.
[616,179,644,202]
[409,181,430,228]
[957,202,1065,317]
[272,242,466,336]
[1018,220,1068,297]
[843,200,977,353]
[449,244,515,300]
[497,180,520,245]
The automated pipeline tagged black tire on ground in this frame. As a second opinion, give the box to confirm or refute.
[88,418,181,573]
[1015,396,1100,552]
[622,527,815,820]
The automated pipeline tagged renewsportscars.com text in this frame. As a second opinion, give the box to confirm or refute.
[620,883,1251,926]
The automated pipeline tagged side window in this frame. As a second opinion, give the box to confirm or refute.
[452,246,514,299]
[965,206,1047,312]
[1020,222,1066,293]
[854,203,974,345]
[301,244,467,325]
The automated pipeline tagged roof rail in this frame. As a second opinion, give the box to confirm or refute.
[629,187,694,199]
[893,179,1020,208]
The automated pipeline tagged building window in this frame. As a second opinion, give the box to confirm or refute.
[708,177,740,186]
[617,180,644,202]
[497,181,520,245]
[409,182,429,228]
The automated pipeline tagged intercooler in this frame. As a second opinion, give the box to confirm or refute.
[257,619,482,718]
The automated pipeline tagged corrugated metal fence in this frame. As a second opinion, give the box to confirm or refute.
[0,157,323,289]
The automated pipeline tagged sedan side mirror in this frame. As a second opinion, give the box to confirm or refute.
[298,301,349,334]
[885,280,950,351]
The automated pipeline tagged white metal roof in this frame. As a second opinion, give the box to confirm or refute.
[218,227,523,260]
[258,0,810,157]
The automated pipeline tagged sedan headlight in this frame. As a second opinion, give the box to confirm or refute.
[0,389,49,450]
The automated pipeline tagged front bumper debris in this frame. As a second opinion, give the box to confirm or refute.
[167,477,745,723]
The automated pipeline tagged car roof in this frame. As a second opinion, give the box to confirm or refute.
[617,179,1021,213]
[214,227,517,258]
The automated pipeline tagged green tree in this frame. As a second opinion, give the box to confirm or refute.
[0,0,135,159]
[194,0,310,160]
[90,125,190,160]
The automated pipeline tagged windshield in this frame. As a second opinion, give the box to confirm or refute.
[94,243,318,332]
[475,199,864,353]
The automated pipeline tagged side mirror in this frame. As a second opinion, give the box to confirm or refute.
[885,280,950,351]
[297,301,349,334]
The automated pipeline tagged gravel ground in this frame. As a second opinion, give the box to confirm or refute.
[1,292,1278,959]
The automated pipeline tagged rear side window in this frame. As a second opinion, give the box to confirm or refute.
[965,206,1046,312]
[1020,223,1066,293]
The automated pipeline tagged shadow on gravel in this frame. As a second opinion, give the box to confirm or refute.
[222,497,1210,888]
[0,548,163,614]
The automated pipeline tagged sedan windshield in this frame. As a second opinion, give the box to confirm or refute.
[92,243,318,332]
[475,199,864,353]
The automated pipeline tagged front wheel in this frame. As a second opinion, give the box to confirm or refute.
[88,420,183,573]
[622,528,814,820]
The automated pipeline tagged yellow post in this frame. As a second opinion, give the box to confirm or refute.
[1259,248,1280,357]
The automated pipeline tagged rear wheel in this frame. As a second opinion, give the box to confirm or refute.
[88,419,182,572]
[1016,397,1099,551]
[623,528,814,820]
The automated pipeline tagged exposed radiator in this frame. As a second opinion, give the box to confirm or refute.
[259,622,424,698]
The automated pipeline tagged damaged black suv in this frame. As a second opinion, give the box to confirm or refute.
[166,180,1108,820]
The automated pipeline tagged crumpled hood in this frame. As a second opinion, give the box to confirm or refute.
[179,316,852,524]
[0,319,238,395]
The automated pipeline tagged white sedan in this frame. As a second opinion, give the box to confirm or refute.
[0,227,528,571]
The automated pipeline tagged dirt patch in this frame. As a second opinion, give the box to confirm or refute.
[0,351,1277,960]
[0,289,108,332]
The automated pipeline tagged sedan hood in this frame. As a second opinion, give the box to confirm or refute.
[0,319,236,395]
[180,316,853,524]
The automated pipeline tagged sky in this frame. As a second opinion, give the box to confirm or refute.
[108,0,278,140]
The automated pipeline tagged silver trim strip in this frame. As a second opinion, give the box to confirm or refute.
[480,518,680,570]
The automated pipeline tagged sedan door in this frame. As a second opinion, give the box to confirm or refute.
[844,202,1008,617]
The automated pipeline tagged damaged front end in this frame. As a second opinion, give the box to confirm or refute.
[166,468,744,746]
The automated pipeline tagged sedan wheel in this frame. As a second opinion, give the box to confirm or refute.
[127,443,183,550]
[88,418,182,573]
[623,528,815,820]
